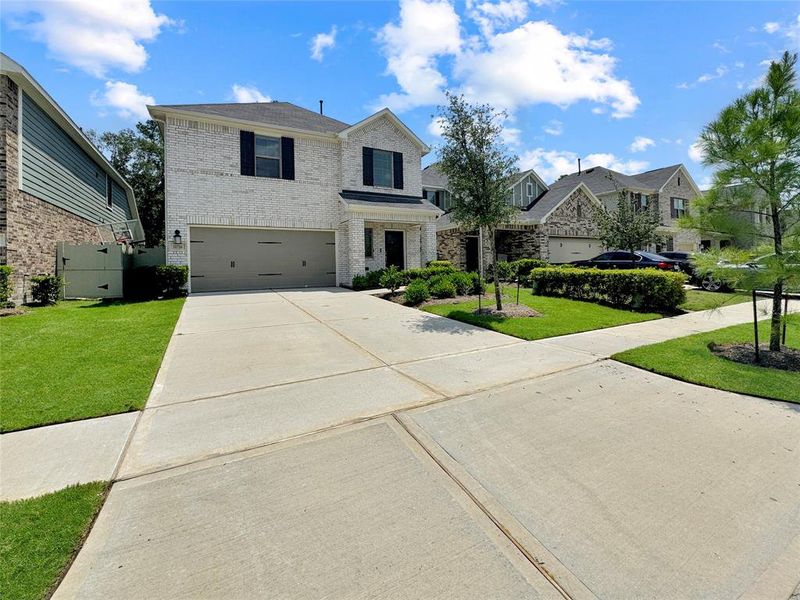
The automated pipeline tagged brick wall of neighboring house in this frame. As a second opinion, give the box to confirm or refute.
[437,228,468,269]
[656,167,700,251]
[0,74,16,267]
[496,227,542,262]
[1,75,99,304]
[541,188,600,239]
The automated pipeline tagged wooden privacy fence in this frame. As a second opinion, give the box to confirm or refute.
[56,243,165,299]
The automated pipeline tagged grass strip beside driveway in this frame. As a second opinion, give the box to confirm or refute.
[613,316,799,403]
[0,482,108,600]
[1,299,184,432]
[679,290,750,312]
[422,287,660,341]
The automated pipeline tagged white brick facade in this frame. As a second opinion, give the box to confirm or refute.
[161,110,439,289]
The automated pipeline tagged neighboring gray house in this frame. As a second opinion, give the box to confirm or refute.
[432,162,711,268]
[0,53,142,303]
[148,102,440,292]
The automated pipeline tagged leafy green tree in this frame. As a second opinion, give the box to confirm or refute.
[86,120,165,246]
[436,93,517,311]
[689,51,800,351]
[592,179,662,267]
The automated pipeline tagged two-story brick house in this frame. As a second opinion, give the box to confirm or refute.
[148,103,440,292]
[1,53,142,304]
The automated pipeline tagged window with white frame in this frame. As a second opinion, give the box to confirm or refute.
[255,135,281,178]
[526,181,534,198]
[671,197,687,218]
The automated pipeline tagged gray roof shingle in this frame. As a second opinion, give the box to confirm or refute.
[339,190,440,213]
[632,164,682,190]
[421,163,449,188]
[155,102,351,134]
[517,177,585,223]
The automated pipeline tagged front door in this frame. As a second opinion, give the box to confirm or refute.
[385,230,405,270]
[465,236,479,272]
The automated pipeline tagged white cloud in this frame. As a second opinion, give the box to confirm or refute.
[518,147,648,182]
[712,41,729,53]
[542,119,563,136]
[629,136,655,153]
[310,26,337,62]
[688,140,705,163]
[763,22,780,34]
[427,116,446,137]
[456,21,639,118]
[90,80,153,120]
[468,0,528,37]
[501,125,522,145]
[374,0,639,119]
[230,84,271,103]
[374,0,462,112]
[6,0,172,77]
[677,65,729,89]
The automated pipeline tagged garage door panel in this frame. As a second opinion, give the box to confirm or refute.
[190,227,335,292]
[548,237,602,264]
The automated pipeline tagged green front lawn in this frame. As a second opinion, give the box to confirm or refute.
[0,482,108,600]
[614,316,799,403]
[1,299,184,432]
[422,287,660,341]
[679,289,750,312]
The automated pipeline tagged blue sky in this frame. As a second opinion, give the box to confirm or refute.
[2,1,799,187]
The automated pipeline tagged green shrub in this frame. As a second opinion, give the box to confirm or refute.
[351,274,369,290]
[449,271,473,296]
[511,258,547,278]
[427,260,453,268]
[380,265,404,293]
[126,265,188,299]
[30,274,62,305]
[155,265,188,298]
[469,272,486,294]
[365,268,386,288]
[495,261,516,282]
[529,267,686,312]
[428,275,457,298]
[0,265,12,307]
[404,279,430,304]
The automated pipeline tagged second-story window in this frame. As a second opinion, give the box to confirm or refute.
[671,197,687,218]
[373,149,393,187]
[526,182,534,198]
[255,135,281,178]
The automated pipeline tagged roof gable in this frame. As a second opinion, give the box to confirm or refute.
[338,108,430,154]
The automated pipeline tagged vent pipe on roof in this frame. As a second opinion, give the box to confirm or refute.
[578,158,581,175]
[319,100,323,115]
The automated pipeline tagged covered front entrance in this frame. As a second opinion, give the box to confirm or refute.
[189,227,336,292]
[384,230,405,270]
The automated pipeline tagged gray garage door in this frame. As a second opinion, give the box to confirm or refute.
[189,227,336,292]
[548,237,602,264]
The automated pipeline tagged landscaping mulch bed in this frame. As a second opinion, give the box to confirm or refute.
[0,307,26,318]
[381,292,541,317]
[709,342,800,372]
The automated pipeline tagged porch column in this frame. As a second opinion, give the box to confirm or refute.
[347,216,365,282]
[420,222,437,266]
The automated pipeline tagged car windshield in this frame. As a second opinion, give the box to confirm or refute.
[661,252,688,259]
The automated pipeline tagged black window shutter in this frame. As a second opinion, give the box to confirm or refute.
[362,147,374,186]
[670,198,677,219]
[240,131,255,176]
[281,137,295,180]
[393,152,404,189]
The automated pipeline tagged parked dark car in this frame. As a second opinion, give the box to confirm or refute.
[659,251,699,279]
[571,250,682,271]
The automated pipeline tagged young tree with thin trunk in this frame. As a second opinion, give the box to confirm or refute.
[436,93,517,311]
[593,177,662,267]
[690,51,800,351]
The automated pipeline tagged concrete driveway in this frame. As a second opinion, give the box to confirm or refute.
[58,289,800,599]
